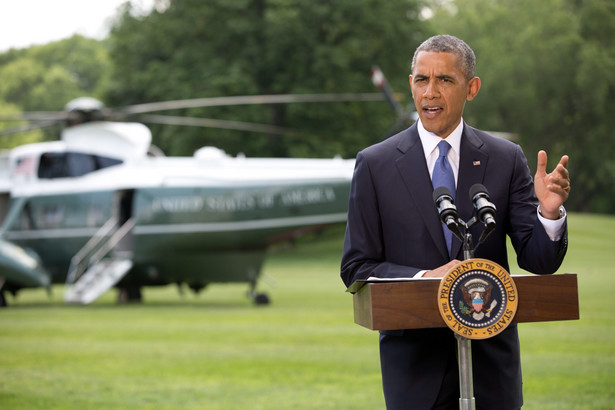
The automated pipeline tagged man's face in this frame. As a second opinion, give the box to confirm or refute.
[410,51,480,138]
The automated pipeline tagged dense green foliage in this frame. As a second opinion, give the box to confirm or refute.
[0,35,110,110]
[105,0,425,158]
[1,213,614,409]
[0,0,614,212]
[427,0,615,213]
[0,35,110,145]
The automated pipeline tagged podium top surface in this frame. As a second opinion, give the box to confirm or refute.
[347,276,439,294]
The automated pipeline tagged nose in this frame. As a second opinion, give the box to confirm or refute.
[423,79,439,98]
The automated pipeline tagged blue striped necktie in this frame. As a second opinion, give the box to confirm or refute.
[432,140,456,255]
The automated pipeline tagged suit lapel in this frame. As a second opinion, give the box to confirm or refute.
[452,125,489,258]
[394,125,449,260]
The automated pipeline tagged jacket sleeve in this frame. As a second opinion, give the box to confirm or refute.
[506,144,568,274]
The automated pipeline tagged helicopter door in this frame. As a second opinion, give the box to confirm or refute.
[0,192,10,226]
[64,189,137,304]
[114,189,135,254]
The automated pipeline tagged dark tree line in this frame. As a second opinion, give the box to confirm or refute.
[105,0,426,159]
[427,0,615,213]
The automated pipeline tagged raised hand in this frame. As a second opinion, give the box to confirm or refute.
[534,150,570,219]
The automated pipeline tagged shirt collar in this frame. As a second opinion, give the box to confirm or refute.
[417,119,464,160]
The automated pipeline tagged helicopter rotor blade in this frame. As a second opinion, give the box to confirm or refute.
[0,112,68,122]
[137,114,313,138]
[116,93,390,116]
[0,121,62,137]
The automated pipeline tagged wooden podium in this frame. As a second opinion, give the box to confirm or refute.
[352,273,579,331]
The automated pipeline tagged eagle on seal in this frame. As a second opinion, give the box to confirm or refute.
[461,279,493,314]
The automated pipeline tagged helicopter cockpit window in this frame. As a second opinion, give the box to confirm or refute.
[38,152,122,179]
[96,156,123,169]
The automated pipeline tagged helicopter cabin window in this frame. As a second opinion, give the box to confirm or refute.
[37,152,122,179]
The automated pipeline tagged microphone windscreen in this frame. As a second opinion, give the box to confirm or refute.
[469,183,489,200]
[433,186,453,202]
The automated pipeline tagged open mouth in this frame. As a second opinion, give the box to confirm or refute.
[423,106,442,118]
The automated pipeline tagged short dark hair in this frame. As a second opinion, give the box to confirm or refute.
[411,35,476,80]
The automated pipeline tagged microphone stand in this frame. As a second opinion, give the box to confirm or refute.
[449,215,492,410]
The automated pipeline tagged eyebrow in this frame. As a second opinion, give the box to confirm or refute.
[437,75,455,81]
[413,74,456,82]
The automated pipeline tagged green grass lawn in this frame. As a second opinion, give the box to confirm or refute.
[1,213,613,409]
[516,213,615,410]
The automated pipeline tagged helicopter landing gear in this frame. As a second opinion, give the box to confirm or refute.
[117,286,142,304]
[188,282,208,294]
[0,279,7,307]
[247,276,270,305]
[248,290,270,305]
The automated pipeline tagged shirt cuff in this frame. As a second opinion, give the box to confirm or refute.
[415,270,428,278]
[537,205,567,241]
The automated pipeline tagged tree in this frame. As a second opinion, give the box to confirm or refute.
[0,35,112,147]
[0,101,44,148]
[0,35,110,111]
[106,0,429,158]
[427,0,615,213]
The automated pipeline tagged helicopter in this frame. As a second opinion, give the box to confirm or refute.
[0,92,394,306]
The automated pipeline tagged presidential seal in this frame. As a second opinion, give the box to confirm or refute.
[438,258,518,340]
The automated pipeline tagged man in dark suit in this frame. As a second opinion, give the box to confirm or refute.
[340,35,570,409]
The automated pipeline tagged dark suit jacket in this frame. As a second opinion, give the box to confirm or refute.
[340,123,568,409]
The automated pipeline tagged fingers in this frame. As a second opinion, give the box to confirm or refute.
[536,151,570,186]
[547,155,571,197]
[553,155,570,190]
[551,178,570,195]
[535,151,570,215]
[558,154,569,169]
[423,259,461,278]
[536,150,547,177]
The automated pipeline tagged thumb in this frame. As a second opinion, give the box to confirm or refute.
[536,150,547,177]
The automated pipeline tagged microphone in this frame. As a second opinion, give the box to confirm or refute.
[432,186,462,239]
[469,184,496,228]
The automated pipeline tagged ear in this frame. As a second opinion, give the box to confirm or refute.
[466,77,481,101]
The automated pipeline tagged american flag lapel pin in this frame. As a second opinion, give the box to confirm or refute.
[473,160,481,166]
